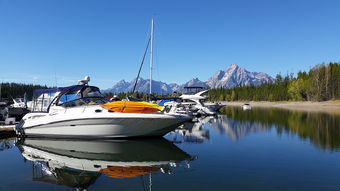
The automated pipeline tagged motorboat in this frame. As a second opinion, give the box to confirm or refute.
[15,79,191,138]
[16,138,193,190]
[242,103,251,110]
[179,87,224,115]
[11,98,26,108]
[8,98,30,121]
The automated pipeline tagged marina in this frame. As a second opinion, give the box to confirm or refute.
[0,1,339,190]
[1,107,340,190]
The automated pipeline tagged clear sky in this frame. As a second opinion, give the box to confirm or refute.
[0,0,339,89]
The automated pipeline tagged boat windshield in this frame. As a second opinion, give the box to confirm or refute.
[58,86,108,108]
[14,98,24,103]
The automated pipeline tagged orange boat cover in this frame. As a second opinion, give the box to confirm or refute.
[100,101,161,113]
[99,166,159,179]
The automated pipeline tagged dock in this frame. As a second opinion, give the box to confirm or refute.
[0,125,16,138]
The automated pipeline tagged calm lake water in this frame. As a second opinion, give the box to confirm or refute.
[1,107,340,191]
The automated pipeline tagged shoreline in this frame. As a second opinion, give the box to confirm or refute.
[220,101,340,114]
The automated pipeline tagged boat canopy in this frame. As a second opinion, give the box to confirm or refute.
[33,85,86,97]
[32,85,104,112]
[157,98,181,106]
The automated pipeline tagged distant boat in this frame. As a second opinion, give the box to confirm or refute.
[8,98,30,121]
[242,103,251,110]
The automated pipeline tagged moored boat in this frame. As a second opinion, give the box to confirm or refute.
[242,103,251,110]
[15,80,191,138]
[179,87,224,115]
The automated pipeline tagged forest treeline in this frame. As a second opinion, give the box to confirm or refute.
[209,62,340,102]
[0,83,47,101]
[0,82,160,102]
[1,62,339,102]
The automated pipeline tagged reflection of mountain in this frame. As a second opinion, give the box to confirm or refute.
[16,138,193,190]
[220,107,340,150]
[209,115,270,140]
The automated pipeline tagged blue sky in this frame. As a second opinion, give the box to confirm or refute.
[0,0,339,89]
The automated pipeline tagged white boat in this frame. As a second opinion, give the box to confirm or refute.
[11,98,26,108]
[242,103,252,110]
[179,87,224,115]
[8,98,30,121]
[16,138,193,189]
[15,79,191,138]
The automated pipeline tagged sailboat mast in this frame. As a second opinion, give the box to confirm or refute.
[149,18,154,100]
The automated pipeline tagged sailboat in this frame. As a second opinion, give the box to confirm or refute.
[103,18,162,114]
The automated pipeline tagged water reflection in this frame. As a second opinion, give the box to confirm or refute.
[1,107,339,191]
[167,117,212,143]
[16,138,193,190]
[209,114,270,140]
[167,106,340,151]
[0,137,14,152]
[220,107,340,150]
[166,114,270,143]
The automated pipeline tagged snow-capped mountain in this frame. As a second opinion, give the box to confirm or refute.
[207,64,274,88]
[103,64,274,94]
[103,78,174,95]
[181,78,209,88]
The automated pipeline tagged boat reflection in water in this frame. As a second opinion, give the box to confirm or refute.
[16,138,194,190]
[169,106,340,151]
[167,116,213,143]
[0,137,14,152]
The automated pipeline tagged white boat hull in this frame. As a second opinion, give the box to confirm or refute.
[242,104,252,110]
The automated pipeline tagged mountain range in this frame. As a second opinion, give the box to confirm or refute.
[103,64,274,94]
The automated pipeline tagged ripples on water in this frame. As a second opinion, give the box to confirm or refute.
[1,107,340,190]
